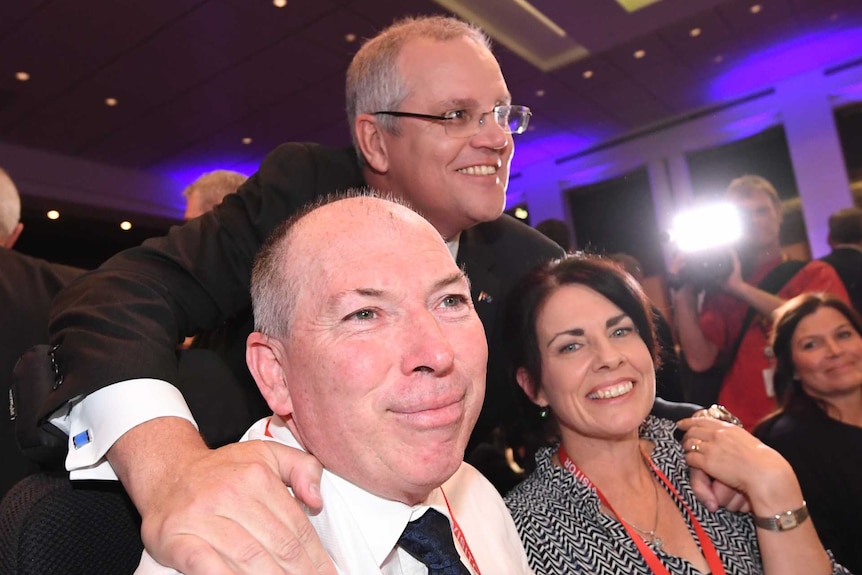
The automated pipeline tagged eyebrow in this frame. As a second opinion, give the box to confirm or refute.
[436,94,513,110]
[327,271,471,309]
[546,313,629,349]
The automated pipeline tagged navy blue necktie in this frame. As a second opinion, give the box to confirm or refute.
[397,508,471,574]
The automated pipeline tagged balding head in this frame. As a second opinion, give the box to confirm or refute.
[247,192,487,504]
[0,168,22,247]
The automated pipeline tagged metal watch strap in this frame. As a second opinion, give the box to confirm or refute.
[753,501,809,531]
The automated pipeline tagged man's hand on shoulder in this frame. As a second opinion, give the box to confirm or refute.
[109,418,335,575]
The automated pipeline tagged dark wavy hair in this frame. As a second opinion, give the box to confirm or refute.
[760,293,862,424]
[503,254,660,425]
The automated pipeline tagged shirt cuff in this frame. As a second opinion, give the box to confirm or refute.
[49,379,198,480]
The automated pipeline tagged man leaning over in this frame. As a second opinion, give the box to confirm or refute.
[39,15,557,575]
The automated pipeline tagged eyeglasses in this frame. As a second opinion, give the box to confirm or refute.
[373,104,532,138]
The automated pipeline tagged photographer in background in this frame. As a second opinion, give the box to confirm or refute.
[671,175,848,428]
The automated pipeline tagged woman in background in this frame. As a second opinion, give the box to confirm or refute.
[503,255,848,575]
[755,293,862,574]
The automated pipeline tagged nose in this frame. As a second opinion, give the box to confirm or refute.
[592,337,625,371]
[825,337,843,356]
[471,112,509,150]
[402,309,456,375]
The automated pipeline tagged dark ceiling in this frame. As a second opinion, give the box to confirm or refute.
[3,0,862,187]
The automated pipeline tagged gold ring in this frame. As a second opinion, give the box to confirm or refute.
[689,440,702,453]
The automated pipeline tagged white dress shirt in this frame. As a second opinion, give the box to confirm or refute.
[135,415,533,575]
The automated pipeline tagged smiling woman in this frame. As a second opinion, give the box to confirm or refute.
[755,293,862,574]
[502,254,850,575]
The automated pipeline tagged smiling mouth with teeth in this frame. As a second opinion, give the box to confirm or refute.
[587,381,634,400]
[457,165,497,175]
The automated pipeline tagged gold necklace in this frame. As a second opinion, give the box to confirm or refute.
[617,474,663,551]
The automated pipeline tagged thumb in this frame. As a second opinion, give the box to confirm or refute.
[266,442,325,513]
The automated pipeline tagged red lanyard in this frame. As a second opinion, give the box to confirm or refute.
[264,418,482,574]
[558,444,726,575]
[441,488,482,575]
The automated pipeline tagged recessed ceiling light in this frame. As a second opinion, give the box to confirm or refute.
[242,137,253,145]
[120,221,132,231]
[47,210,60,220]
[535,89,545,97]
[273,0,287,7]
[582,69,594,79]
[689,28,702,38]
[633,49,646,59]
[105,97,118,107]
[15,71,30,82]
[345,33,357,43]
[714,54,724,63]
[830,13,839,21]
[749,4,762,14]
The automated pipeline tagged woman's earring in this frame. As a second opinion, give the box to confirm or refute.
[539,405,550,419]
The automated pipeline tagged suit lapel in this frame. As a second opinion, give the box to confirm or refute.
[456,226,501,339]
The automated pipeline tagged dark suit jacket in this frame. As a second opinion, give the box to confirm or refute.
[821,246,862,313]
[42,143,563,453]
[0,249,83,497]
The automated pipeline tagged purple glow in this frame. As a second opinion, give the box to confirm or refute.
[511,132,597,173]
[710,26,862,101]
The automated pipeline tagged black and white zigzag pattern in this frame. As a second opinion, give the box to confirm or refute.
[504,417,848,575]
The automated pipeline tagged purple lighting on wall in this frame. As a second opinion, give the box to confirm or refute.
[710,25,862,102]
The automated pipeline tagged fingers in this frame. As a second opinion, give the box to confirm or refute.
[141,441,337,575]
[268,442,324,513]
[689,468,719,513]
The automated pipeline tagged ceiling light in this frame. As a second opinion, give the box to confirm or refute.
[615,0,662,12]
[689,28,702,38]
[582,70,594,79]
[273,0,287,7]
[514,207,529,220]
[749,4,762,14]
[535,89,545,97]
[242,137,253,145]
[120,221,132,231]
[830,13,839,21]
[434,0,587,72]
[47,210,60,220]
[15,71,30,82]
[105,97,118,107]
[633,49,646,59]
[713,54,724,63]
[345,33,357,43]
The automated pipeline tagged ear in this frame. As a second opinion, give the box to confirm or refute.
[354,113,390,174]
[246,332,294,416]
[3,222,23,249]
[516,367,548,407]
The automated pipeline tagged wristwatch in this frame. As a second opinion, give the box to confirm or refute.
[753,502,809,531]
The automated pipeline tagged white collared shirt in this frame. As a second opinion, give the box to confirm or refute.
[136,415,534,575]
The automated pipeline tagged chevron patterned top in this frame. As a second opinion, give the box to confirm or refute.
[505,417,850,575]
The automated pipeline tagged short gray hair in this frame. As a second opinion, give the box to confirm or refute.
[251,190,417,338]
[183,170,248,212]
[0,168,21,242]
[345,16,492,164]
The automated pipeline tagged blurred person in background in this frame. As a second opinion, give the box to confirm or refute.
[671,175,848,428]
[820,206,862,314]
[182,170,247,221]
[755,293,862,574]
[0,168,83,497]
[535,218,573,253]
[611,252,684,403]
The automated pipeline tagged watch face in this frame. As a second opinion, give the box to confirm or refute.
[778,514,796,529]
